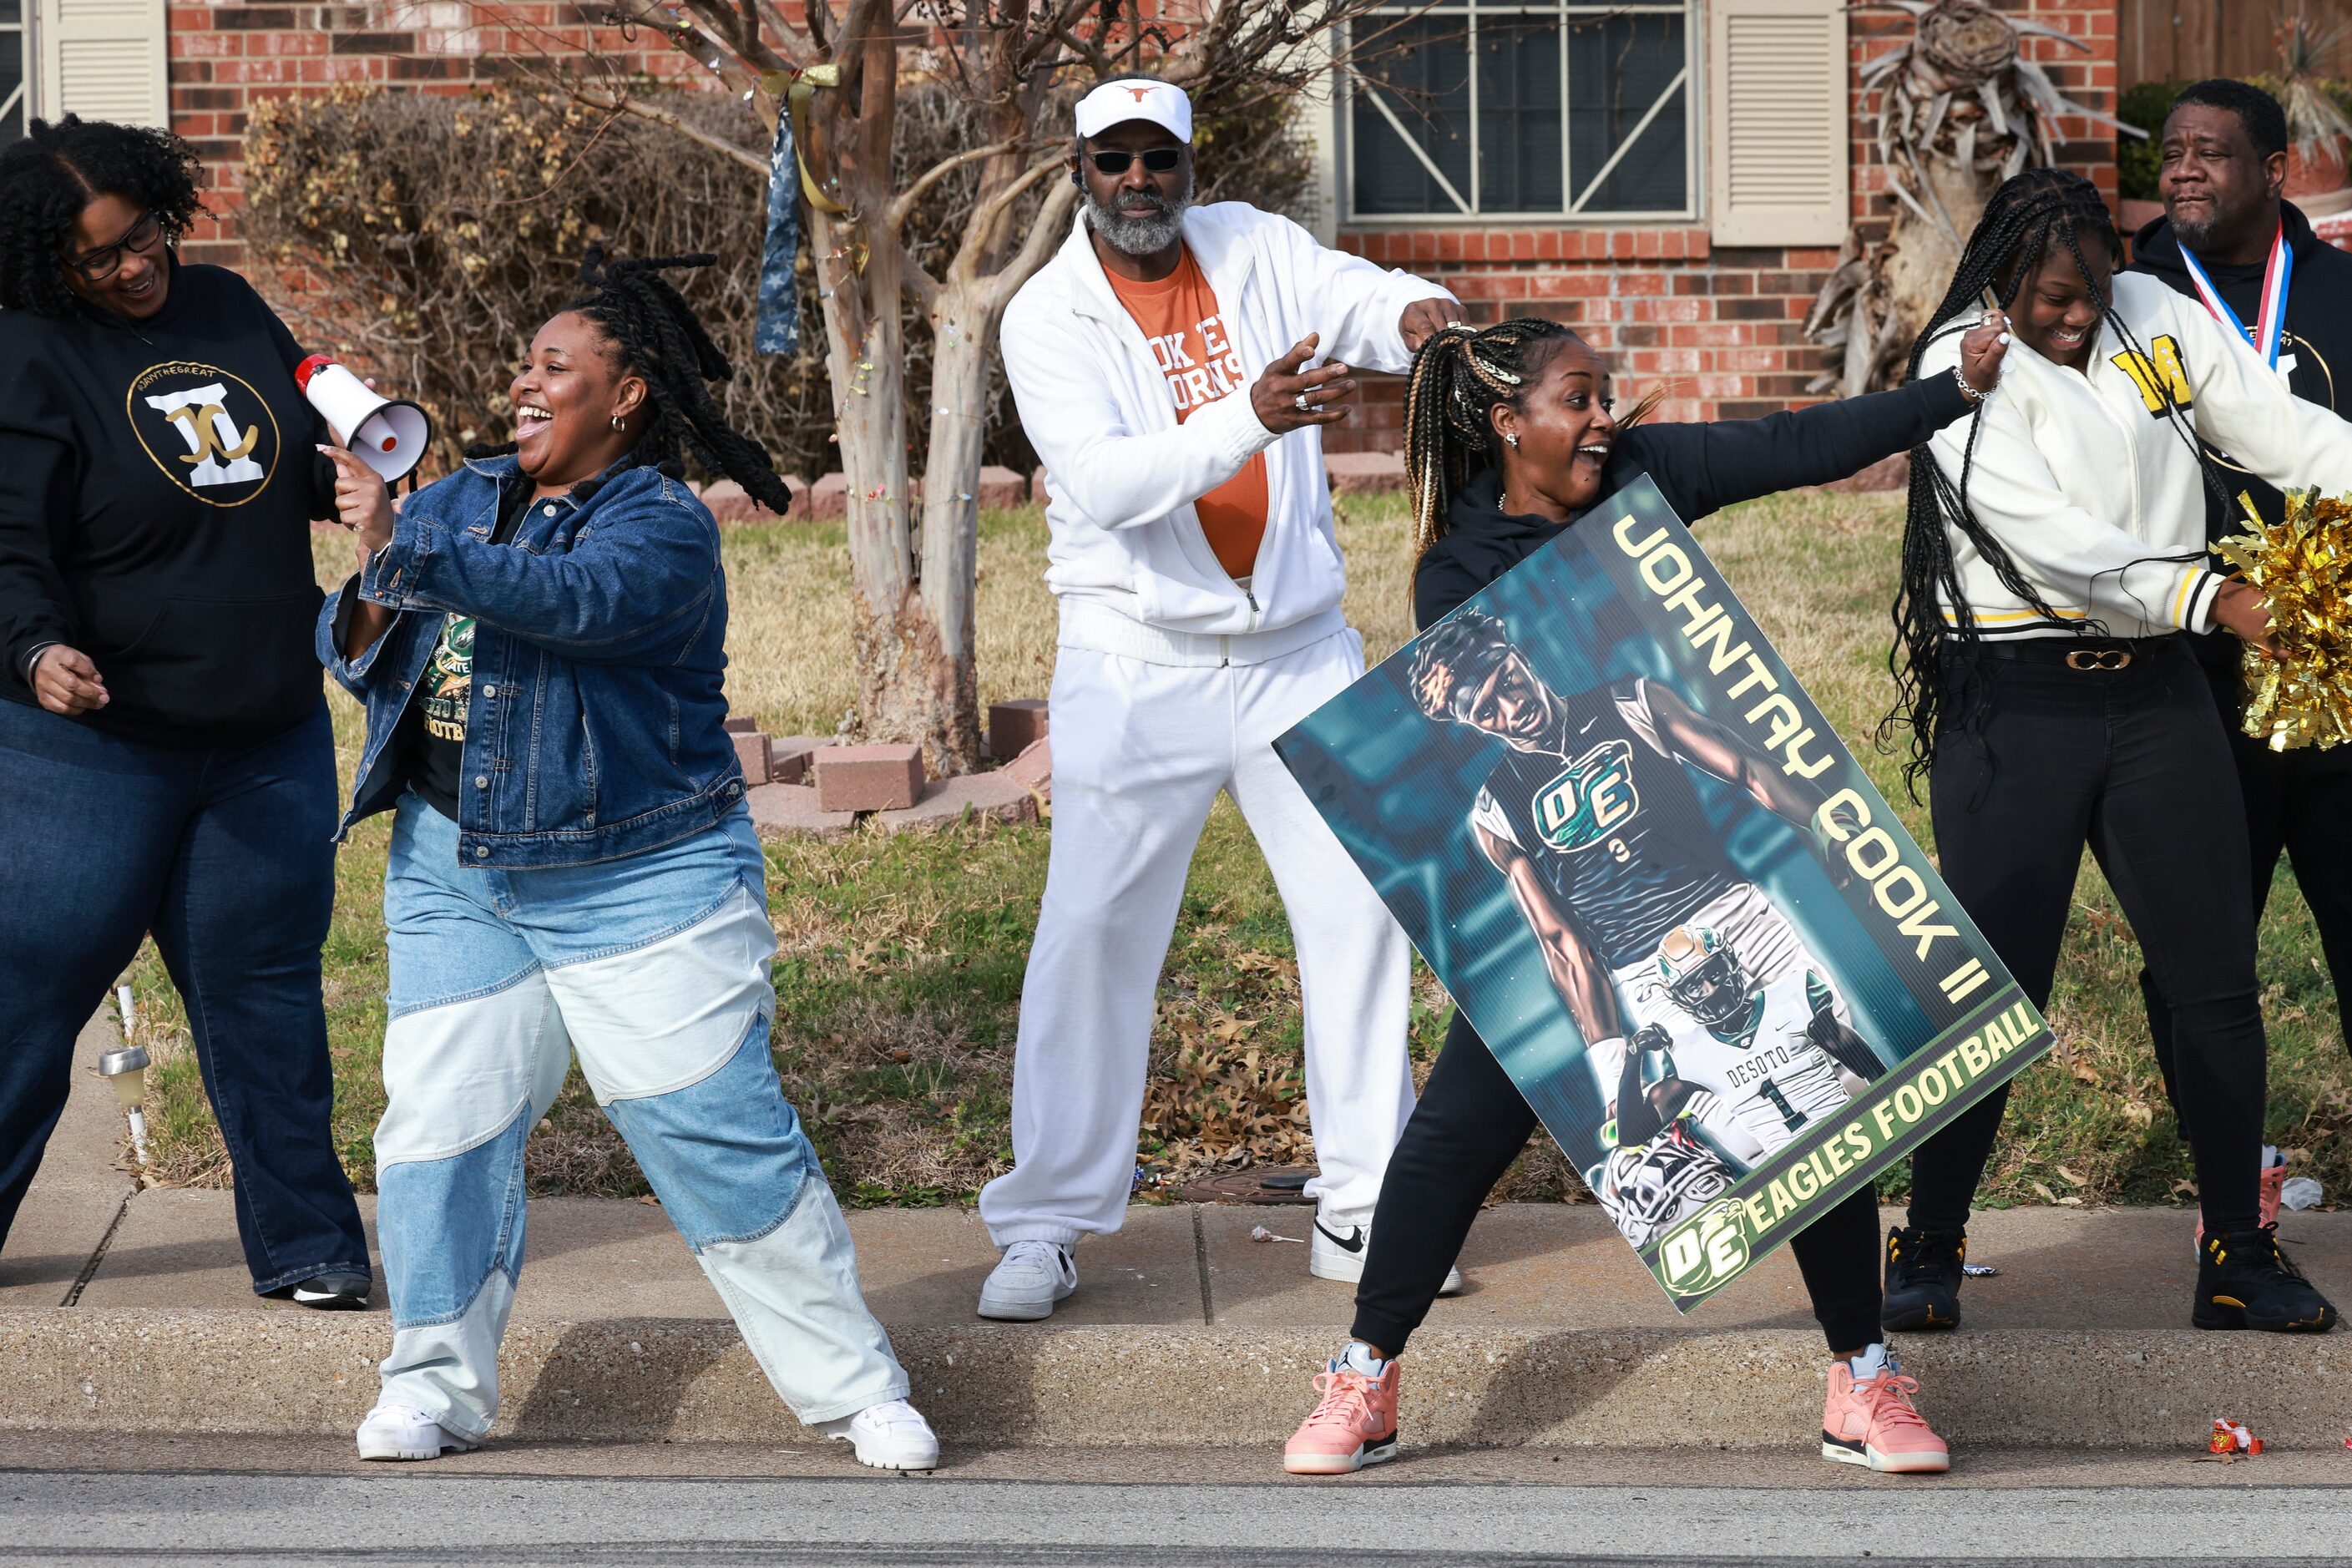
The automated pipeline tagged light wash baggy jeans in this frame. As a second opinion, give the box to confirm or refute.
[372,795,908,1441]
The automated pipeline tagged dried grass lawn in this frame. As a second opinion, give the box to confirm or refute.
[129,492,2352,1211]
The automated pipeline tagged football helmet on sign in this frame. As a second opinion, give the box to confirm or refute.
[1596,1120,1736,1249]
[1656,924,1753,1028]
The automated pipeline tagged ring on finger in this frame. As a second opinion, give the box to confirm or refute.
[1295,391,1312,412]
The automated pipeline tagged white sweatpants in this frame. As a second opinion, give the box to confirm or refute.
[979,627,1419,1246]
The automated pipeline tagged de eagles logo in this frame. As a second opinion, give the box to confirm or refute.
[1531,737,1640,854]
[126,361,281,507]
[1655,1197,1751,1296]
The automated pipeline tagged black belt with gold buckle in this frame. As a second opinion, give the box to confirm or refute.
[2065,648,2133,671]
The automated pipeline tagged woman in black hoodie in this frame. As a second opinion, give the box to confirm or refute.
[1279,315,2006,1478]
[0,117,368,1306]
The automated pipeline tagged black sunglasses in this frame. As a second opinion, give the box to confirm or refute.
[1087,147,1185,175]
[65,210,163,282]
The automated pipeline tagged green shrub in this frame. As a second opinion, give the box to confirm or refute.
[2117,79,2183,201]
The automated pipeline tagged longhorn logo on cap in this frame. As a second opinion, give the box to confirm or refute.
[1125,85,1155,102]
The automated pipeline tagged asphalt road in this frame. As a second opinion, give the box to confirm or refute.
[5,1464,2352,1567]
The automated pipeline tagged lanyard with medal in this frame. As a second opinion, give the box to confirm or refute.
[2176,220,2293,375]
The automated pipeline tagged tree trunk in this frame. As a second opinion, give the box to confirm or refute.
[1881,158,1992,355]
[814,29,969,776]
[912,281,997,771]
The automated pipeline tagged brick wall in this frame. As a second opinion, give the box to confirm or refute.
[166,3,697,266]
[1327,0,2121,447]
[166,0,2121,430]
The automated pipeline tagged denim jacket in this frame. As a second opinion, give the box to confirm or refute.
[317,454,746,868]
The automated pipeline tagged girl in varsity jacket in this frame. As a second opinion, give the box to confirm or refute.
[1884,168,2349,1341]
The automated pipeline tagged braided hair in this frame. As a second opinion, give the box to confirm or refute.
[1404,319,1584,562]
[472,248,794,514]
[1883,167,2215,790]
[1405,318,1671,570]
[0,116,204,318]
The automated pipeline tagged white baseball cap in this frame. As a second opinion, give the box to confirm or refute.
[1074,78,1193,144]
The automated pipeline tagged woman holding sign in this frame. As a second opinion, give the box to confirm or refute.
[1280,313,2010,1477]
[1883,168,2346,1338]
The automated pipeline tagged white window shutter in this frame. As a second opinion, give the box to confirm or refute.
[1707,0,1849,246]
[41,0,169,129]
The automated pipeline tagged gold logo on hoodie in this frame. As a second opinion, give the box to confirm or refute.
[2111,334,2194,417]
[125,361,282,508]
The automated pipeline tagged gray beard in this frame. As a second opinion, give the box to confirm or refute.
[2172,210,2223,252]
[1082,179,1193,257]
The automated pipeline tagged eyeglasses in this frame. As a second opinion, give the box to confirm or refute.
[1087,147,1185,175]
[64,210,164,282]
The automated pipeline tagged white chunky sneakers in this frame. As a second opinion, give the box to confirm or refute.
[355,1404,478,1462]
[817,1398,940,1471]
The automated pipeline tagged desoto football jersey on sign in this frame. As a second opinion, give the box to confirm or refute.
[1660,969,1852,1161]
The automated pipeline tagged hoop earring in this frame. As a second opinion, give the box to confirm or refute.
[609,415,627,432]
[1503,432,1520,449]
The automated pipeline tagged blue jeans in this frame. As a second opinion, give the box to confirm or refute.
[0,697,368,1292]
[373,796,906,1439]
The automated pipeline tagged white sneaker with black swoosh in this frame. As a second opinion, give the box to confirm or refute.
[1310,1216,1463,1295]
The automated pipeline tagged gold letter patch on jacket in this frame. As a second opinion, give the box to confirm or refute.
[2111,335,2194,416]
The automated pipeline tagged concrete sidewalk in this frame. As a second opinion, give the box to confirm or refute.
[3,1014,2347,1453]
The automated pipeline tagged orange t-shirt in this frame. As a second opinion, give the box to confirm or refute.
[1103,247,1269,580]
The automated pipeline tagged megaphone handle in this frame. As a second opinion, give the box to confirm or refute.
[312,451,342,523]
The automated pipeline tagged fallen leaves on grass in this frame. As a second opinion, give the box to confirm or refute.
[1141,1009,1315,1183]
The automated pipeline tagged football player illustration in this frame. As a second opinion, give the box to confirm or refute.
[1408,609,1852,1117]
[1627,924,1884,1163]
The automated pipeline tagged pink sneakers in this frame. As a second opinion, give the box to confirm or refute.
[1282,1357,1400,1475]
[1821,1354,1950,1474]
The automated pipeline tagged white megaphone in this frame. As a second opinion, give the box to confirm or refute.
[296,354,432,483]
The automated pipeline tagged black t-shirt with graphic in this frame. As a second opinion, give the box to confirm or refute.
[399,487,530,821]
[0,258,332,742]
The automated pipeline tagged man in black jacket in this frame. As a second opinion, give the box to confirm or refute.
[2130,78,2352,1161]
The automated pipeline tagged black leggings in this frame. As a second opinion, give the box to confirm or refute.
[1907,640,2266,1237]
[2142,644,2352,1120]
[1352,1009,1885,1358]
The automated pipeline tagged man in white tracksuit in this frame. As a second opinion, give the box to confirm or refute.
[976,76,1459,1319]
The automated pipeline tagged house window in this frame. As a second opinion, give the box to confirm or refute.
[2,0,28,148]
[1345,1,1696,221]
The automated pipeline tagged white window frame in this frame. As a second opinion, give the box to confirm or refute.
[1338,1,1702,226]
[1,0,32,144]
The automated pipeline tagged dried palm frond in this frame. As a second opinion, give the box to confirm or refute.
[2278,12,2352,159]
[1803,0,2147,397]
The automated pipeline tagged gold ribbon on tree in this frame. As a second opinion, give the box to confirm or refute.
[761,63,848,215]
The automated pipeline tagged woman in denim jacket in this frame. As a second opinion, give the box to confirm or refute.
[318,252,936,1469]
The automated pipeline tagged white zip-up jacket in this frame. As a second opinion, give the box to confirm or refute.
[999,202,1447,665]
[1919,270,2352,639]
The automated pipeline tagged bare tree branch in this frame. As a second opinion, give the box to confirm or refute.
[888,136,1036,232]
[901,243,943,310]
[985,176,1079,311]
[965,153,1064,264]
[571,83,771,176]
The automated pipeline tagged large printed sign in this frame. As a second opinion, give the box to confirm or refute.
[1275,477,2051,1310]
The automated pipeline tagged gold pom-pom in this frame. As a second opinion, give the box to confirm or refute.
[2214,488,2352,751]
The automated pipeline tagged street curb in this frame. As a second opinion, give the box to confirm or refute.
[3,1313,2344,1450]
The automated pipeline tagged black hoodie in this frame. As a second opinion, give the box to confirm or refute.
[2131,200,2352,540]
[2130,200,2352,679]
[1414,374,1970,628]
[0,258,331,745]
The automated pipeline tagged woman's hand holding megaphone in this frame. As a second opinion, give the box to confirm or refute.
[319,444,395,554]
